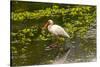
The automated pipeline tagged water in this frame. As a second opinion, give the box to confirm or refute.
[11,24,96,66]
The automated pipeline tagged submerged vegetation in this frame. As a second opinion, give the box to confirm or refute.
[11,1,96,66]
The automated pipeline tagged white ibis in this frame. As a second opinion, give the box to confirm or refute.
[43,19,70,38]
[43,19,70,49]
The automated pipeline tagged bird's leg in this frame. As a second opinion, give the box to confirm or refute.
[54,36,61,48]
[51,34,57,44]
[53,36,59,47]
[56,36,59,45]
[48,35,58,48]
[51,35,55,43]
[54,36,58,44]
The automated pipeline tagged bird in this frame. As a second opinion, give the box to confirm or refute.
[43,19,70,38]
[42,19,70,49]
[43,20,71,54]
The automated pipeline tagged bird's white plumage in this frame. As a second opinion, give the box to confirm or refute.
[48,24,70,38]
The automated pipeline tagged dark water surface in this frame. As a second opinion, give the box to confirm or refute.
[11,24,96,66]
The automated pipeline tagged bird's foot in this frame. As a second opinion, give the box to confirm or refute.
[45,43,59,51]
[49,43,58,48]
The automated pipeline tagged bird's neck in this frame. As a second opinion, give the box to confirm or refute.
[48,24,53,29]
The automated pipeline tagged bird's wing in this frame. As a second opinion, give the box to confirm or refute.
[51,25,65,34]
[51,25,70,38]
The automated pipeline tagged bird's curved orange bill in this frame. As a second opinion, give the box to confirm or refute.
[42,22,49,29]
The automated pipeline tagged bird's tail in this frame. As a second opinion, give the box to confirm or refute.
[64,32,70,38]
